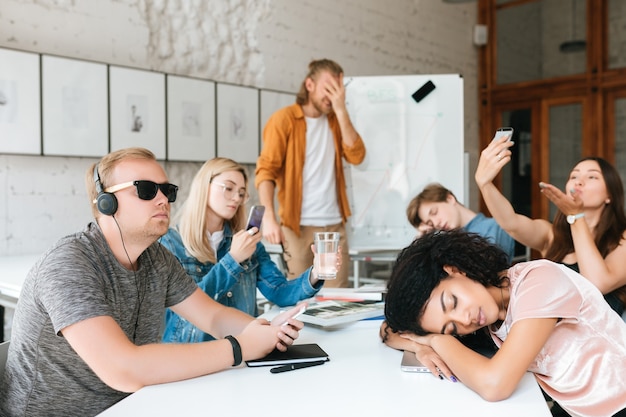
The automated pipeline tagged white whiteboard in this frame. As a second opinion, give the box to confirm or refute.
[344,74,464,251]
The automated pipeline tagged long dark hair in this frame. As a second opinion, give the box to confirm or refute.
[546,156,626,261]
[545,157,626,306]
[385,229,510,336]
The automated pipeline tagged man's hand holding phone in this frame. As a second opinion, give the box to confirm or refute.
[271,304,308,328]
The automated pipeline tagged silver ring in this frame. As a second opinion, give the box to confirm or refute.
[247,229,255,236]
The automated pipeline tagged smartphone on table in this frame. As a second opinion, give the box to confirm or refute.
[246,205,265,231]
[400,350,429,373]
[492,127,514,142]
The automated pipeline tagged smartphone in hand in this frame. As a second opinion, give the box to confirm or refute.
[492,127,514,142]
[246,205,265,231]
[281,305,307,326]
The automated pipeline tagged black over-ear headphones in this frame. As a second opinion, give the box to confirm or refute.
[93,163,118,216]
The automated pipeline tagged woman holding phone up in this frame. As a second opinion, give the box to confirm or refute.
[475,134,626,316]
[161,157,331,343]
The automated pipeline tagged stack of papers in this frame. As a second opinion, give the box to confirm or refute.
[299,299,385,327]
[316,285,386,302]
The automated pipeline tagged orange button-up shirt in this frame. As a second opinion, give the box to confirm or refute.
[255,104,366,236]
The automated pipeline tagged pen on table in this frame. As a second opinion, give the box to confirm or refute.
[270,360,327,374]
[344,78,353,88]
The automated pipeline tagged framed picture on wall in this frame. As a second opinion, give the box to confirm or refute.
[260,90,295,149]
[166,75,216,162]
[216,83,259,164]
[0,48,41,155]
[42,55,109,157]
[110,66,166,159]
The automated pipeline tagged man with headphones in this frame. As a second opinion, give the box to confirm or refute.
[0,147,306,417]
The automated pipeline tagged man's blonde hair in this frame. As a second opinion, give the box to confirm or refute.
[296,59,344,106]
[85,147,156,218]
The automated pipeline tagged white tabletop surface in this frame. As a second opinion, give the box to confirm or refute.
[0,255,39,302]
[98,319,551,417]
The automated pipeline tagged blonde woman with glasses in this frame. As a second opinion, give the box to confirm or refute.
[161,157,329,343]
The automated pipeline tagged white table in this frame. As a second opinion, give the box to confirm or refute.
[98,319,551,416]
[0,255,38,309]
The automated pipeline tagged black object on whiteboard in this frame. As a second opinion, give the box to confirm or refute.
[411,80,436,103]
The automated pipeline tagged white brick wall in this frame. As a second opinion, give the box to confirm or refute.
[0,0,479,255]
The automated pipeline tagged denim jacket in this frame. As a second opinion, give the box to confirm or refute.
[160,225,322,342]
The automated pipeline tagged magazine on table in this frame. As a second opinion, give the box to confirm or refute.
[299,299,385,327]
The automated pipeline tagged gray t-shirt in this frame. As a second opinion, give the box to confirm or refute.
[0,222,198,416]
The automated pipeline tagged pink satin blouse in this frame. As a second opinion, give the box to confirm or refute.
[491,260,626,417]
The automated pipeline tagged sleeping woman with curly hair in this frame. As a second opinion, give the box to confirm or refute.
[383,229,626,417]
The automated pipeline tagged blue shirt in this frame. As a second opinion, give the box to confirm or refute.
[465,213,516,263]
[160,225,322,342]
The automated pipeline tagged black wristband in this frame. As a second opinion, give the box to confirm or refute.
[225,335,242,367]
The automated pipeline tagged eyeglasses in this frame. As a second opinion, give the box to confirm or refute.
[211,181,249,203]
[105,180,179,203]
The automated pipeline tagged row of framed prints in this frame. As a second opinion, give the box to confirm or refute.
[0,47,296,163]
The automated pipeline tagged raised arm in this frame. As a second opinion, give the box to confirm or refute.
[326,73,360,148]
[475,136,552,254]
[574,225,626,293]
[540,183,626,293]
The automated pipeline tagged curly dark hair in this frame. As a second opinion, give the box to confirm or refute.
[384,229,510,336]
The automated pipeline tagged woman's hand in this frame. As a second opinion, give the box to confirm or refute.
[310,245,343,284]
[539,182,584,215]
[475,135,514,189]
[400,333,456,381]
[229,228,262,263]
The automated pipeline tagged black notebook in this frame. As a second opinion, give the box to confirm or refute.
[245,343,329,367]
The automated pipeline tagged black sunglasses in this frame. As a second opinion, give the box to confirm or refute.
[105,180,179,202]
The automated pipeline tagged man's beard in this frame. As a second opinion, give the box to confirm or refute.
[311,97,332,115]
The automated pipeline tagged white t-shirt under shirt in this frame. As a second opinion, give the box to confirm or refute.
[208,229,224,258]
[300,115,342,226]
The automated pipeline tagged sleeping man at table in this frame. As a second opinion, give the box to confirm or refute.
[0,147,306,417]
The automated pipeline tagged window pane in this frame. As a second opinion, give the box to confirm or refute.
[614,97,626,192]
[497,0,586,85]
[608,0,626,69]
[549,103,582,219]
